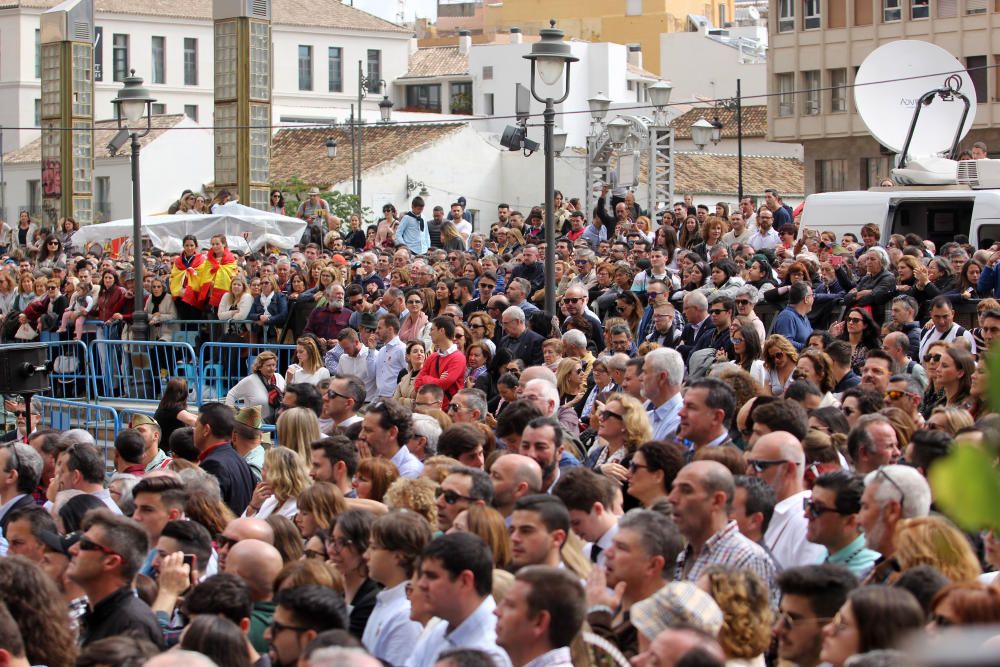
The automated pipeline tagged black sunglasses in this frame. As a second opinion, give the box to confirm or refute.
[435,487,474,505]
[747,459,788,473]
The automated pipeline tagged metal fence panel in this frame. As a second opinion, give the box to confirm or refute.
[197,342,297,404]
[89,339,198,403]
[23,339,93,401]
[33,396,120,471]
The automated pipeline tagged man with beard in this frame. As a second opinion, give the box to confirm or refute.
[304,283,352,348]
[264,585,348,667]
[489,453,543,522]
[583,509,683,659]
[519,417,565,493]
[857,464,931,584]
[773,565,857,667]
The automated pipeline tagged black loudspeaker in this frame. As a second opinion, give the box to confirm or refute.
[0,343,50,394]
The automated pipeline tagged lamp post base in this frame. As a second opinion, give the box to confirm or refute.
[130,310,149,342]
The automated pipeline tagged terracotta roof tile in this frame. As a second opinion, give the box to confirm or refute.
[3,114,189,164]
[5,0,409,33]
[271,123,466,189]
[675,152,804,196]
[672,105,767,139]
[400,46,469,79]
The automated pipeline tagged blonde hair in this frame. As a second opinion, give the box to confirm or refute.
[297,481,347,534]
[462,504,512,569]
[263,446,310,504]
[702,567,773,659]
[894,516,982,583]
[555,357,582,396]
[275,407,321,463]
[604,392,653,449]
[383,477,438,527]
[929,406,975,436]
[420,455,462,484]
[252,351,278,373]
[296,337,323,374]
[763,334,799,371]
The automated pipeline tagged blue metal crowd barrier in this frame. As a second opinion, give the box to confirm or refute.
[89,339,198,403]
[159,319,285,347]
[33,396,120,470]
[196,341,297,404]
[29,339,93,400]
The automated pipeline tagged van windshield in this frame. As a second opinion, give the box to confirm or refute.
[889,199,974,249]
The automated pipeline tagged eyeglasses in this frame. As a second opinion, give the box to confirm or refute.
[446,402,467,413]
[846,317,864,324]
[709,308,727,315]
[628,462,648,473]
[47,285,58,290]
[599,409,625,421]
[923,354,942,363]
[735,299,751,306]
[827,613,852,635]
[215,534,238,550]
[77,535,121,557]
[435,487,475,505]
[883,390,917,401]
[647,291,661,300]
[326,389,352,401]
[329,537,354,552]
[876,467,906,510]
[731,337,744,344]
[469,323,486,330]
[47,241,59,246]
[803,498,845,519]
[747,459,788,473]
[563,297,584,304]
[406,299,422,306]
[269,619,309,635]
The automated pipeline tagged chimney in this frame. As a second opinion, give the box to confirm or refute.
[627,44,642,70]
[458,29,472,55]
[510,26,522,44]
[410,34,418,55]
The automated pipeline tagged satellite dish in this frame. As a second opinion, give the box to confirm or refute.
[854,40,976,159]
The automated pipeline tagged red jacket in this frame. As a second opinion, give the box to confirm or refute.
[414,348,466,409]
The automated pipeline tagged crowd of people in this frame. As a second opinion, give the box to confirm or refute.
[0,184,999,667]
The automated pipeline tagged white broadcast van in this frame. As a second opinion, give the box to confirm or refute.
[797,40,1000,250]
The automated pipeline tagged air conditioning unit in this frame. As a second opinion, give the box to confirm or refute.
[956,159,1000,189]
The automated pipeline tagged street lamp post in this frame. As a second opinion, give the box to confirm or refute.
[111,71,155,342]
[524,20,577,318]
[691,79,744,202]
[355,62,393,216]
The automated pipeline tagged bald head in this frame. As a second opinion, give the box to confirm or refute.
[519,365,557,386]
[225,517,274,543]
[493,453,543,494]
[224,538,284,601]
[884,331,909,356]
[749,431,805,498]
[687,460,735,503]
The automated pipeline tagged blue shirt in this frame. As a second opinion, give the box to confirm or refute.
[397,212,430,255]
[648,392,682,441]
[369,336,407,398]
[580,223,607,250]
[771,306,813,351]
[825,533,880,579]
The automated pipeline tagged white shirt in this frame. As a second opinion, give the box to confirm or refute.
[92,488,124,515]
[747,228,780,251]
[390,445,424,479]
[338,344,378,401]
[456,220,473,242]
[241,495,297,520]
[370,336,407,398]
[919,322,977,361]
[289,366,331,386]
[363,581,423,665]
[584,522,620,569]
[406,596,512,667]
[765,489,827,570]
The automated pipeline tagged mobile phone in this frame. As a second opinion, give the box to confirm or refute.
[831,256,844,267]
[183,553,196,570]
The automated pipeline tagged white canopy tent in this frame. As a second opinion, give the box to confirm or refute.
[73,203,308,253]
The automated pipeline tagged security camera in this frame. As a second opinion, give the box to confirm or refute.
[500,125,540,154]
[107,128,130,156]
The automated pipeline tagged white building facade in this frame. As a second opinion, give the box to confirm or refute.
[0,0,413,151]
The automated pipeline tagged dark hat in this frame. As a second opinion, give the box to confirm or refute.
[360,312,379,330]
[39,529,81,557]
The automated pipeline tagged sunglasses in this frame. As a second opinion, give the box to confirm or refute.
[599,409,624,421]
[709,308,727,315]
[803,498,844,519]
[923,354,942,363]
[563,297,584,304]
[735,299,751,306]
[435,487,475,505]
[78,535,120,557]
[883,390,916,401]
[747,458,788,473]
[731,337,744,344]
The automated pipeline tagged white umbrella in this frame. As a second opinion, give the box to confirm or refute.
[73,202,308,252]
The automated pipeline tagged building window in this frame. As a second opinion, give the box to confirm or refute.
[802,70,821,115]
[967,56,988,104]
[298,45,312,91]
[777,73,795,116]
[830,68,848,112]
[95,176,110,221]
[406,84,441,112]
[967,0,987,13]
[151,103,166,115]
[367,49,382,92]
[451,81,473,114]
[112,34,129,82]
[938,0,958,16]
[27,181,41,216]
[34,99,40,127]
[804,0,821,28]
[184,38,198,85]
[883,0,901,21]
[911,0,929,17]
[816,159,848,192]
[719,3,727,25]
[484,93,494,115]
[34,29,40,79]
[483,66,493,80]
[328,47,342,92]
[626,0,642,15]
[861,157,894,189]
[184,104,198,121]
[151,36,165,84]
[779,0,795,31]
